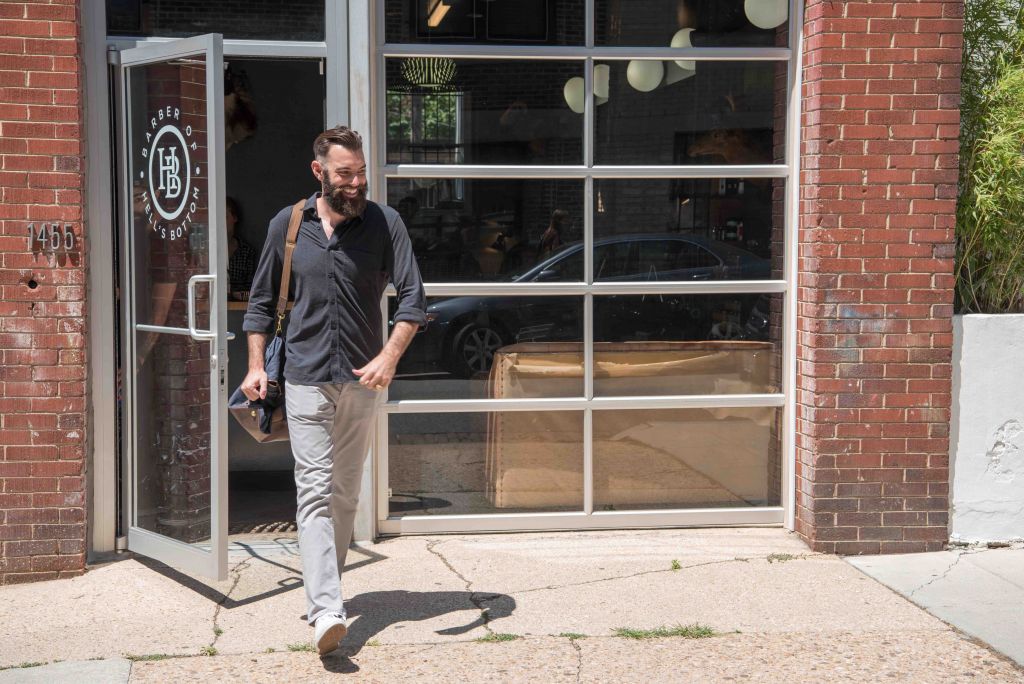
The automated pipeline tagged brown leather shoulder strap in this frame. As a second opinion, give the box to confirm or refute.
[275,200,306,329]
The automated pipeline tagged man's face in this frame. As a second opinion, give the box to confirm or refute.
[313,145,368,218]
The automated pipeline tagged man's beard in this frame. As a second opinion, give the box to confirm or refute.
[322,175,367,218]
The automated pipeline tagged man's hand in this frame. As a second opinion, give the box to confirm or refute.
[243,332,269,401]
[353,351,398,391]
[242,368,268,401]
[353,320,418,391]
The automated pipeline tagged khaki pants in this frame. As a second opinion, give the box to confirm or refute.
[285,381,381,625]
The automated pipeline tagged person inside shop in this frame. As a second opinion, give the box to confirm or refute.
[536,208,569,263]
[226,196,258,299]
[241,126,426,657]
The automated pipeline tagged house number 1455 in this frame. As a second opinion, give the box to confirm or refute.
[27,223,76,253]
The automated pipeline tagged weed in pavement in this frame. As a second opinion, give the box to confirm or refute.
[0,662,46,671]
[766,553,796,563]
[125,654,175,662]
[614,624,715,640]
[475,633,522,643]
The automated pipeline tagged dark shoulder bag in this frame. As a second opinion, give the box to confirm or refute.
[228,199,304,443]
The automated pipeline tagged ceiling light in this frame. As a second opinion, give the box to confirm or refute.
[626,60,664,92]
[427,0,451,28]
[594,64,610,99]
[563,76,585,114]
[663,61,695,85]
[401,57,457,89]
[744,0,788,30]
[670,28,696,70]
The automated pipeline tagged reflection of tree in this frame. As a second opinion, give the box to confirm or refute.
[386,90,461,164]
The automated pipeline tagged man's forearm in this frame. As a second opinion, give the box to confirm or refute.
[381,321,417,363]
[247,332,267,372]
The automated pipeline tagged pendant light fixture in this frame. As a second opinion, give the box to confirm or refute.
[743,0,788,30]
[626,60,664,92]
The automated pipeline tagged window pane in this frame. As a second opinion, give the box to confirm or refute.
[593,61,786,166]
[594,178,785,276]
[385,0,585,45]
[388,178,583,282]
[593,407,782,510]
[385,59,583,165]
[388,411,584,515]
[106,0,325,40]
[595,0,789,47]
[225,59,326,274]
[391,296,584,399]
[593,294,782,396]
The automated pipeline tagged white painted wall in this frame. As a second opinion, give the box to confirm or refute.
[950,314,1024,543]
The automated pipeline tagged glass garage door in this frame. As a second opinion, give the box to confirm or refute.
[375,0,797,533]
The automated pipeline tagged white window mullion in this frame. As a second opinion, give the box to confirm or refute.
[382,164,788,179]
[382,394,785,414]
[381,44,791,62]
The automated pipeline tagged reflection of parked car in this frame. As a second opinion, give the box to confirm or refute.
[397,234,772,378]
[514,233,771,282]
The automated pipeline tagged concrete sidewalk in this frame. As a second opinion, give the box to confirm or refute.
[849,546,1024,668]
[1,529,1021,682]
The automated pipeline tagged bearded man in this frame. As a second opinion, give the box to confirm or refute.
[242,126,426,655]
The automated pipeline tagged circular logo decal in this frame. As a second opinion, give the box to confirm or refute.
[137,105,202,242]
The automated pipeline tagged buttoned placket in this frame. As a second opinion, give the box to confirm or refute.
[322,215,359,383]
[327,221,341,381]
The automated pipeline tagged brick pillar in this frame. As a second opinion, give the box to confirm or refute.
[797,0,962,553]
[0,1,87,583]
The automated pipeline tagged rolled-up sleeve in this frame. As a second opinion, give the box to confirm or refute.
[242,210,288,334]
[384,213,427,329]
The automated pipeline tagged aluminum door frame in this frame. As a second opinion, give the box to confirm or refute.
[116,34,229,580]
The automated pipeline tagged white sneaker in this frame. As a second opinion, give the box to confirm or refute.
[313,612,348,655]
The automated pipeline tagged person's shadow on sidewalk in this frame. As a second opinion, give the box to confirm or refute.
[319,589,515,668]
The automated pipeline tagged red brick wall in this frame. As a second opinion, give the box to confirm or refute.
[797,0,962,553]
[0,0,87,583]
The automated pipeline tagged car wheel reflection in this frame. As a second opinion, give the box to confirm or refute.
[451,323,505,378]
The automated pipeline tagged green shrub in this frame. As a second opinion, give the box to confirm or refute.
[958,0,1024,312]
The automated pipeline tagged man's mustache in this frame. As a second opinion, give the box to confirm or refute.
[334,186,366,193]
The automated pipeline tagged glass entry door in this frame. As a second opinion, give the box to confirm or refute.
[118,35,229,580]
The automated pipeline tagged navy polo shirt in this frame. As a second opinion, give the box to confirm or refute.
[243,193,427,384]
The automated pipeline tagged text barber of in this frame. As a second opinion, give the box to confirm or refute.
[241,126,426,656]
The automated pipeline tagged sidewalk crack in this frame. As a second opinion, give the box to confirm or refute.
[426,540,495,634]
[567,636,582,683]
[513,555,772,596]
[907,550,977,598]
[210,558,251,649]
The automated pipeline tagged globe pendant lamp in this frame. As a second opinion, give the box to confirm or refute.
[594,63,610,105]
[563,76,585,113]
[670,28,696,71]
[626,60,664,92]
[744,0,788,29]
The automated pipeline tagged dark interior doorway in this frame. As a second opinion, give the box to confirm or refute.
[224,57,325,537]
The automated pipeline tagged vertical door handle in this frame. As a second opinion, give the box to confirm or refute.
[187,274,217,341]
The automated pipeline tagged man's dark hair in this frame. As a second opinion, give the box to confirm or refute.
[313,125,363,161]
